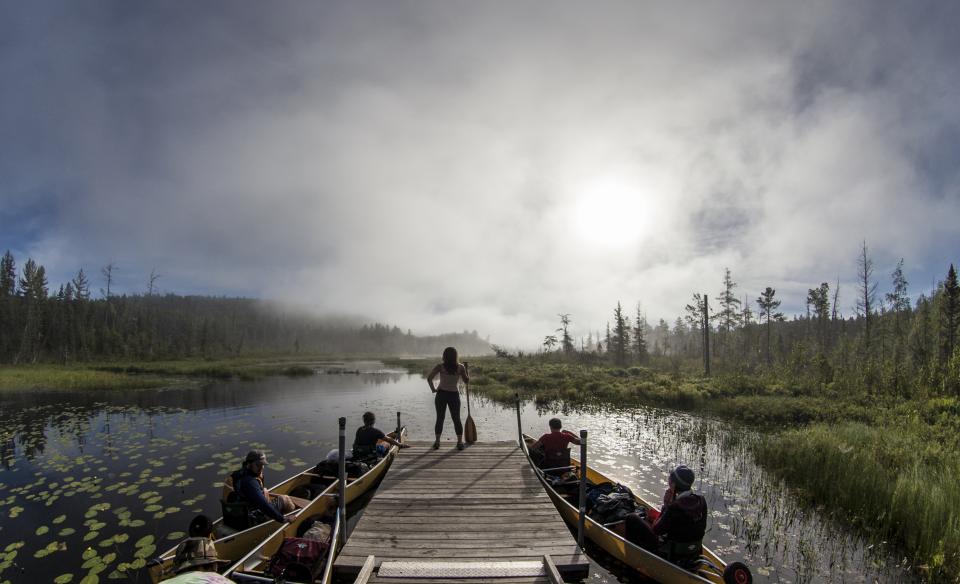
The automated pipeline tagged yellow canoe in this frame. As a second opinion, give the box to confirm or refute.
[224,427,406,583]
[149,428,405,583]
[522,435,752,584]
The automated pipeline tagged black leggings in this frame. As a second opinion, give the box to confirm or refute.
[434,390,463,436]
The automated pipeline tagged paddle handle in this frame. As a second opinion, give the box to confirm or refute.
[464,362,471,415]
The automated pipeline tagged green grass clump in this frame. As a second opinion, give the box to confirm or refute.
[0,355,327,390]
[0,366,166,391]
[757,422,960,580]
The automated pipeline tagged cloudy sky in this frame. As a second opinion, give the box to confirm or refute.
[2,2,959,348]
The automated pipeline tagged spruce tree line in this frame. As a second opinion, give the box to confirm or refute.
[0,251,489,363]
[541,244,960,397]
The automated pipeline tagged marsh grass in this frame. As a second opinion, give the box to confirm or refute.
[757,422,960,580]
[0,365,168,391]
[0,355,329,390]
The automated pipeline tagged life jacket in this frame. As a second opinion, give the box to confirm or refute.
[227,469,265,502]
[656,491,707,561]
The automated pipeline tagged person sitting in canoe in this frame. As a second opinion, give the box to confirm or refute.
[530,418,581,470]
[224,450,302,524]
[168,534,232,582]
[187,514,214,540]
[624,465,707,564]
[352,411,408,461]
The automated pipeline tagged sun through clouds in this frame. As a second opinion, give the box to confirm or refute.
[571,174,667,250]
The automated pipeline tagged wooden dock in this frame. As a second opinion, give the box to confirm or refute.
[334,441,589,582]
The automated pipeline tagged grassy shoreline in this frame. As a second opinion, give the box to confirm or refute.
[0,354,356,390]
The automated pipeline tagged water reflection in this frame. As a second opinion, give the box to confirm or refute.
[0,364,915,584]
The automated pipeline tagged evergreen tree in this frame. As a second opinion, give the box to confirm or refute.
[18,259,48,302]
[909,294,933,371]
[72,269,91,301]
[655,319,671,355]
[542,335,558,352]
[632,304,648,364]
[17,259,48,363]
[856,241,878,353]
[715,268,742,355]
[886,259,910,337]
[831,279,841,321]
[0,251,16,360]
[757,287,783,365]
[556,313,574,355]
[807,283,830,354]
[942,264,960,365]
[684,293,705,357]
[0,251,15,297]
[611,303,630,366]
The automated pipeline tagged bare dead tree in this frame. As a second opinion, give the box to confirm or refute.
[101,262,117,300]
[147,268,161,296]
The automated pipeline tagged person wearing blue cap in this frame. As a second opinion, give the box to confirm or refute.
[624,465,707,563]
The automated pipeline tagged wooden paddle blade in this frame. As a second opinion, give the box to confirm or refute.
[464,415,477,443]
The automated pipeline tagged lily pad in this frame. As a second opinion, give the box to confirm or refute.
[166,531,185,540]
[52,514,67,524]
[54,575,74,584]
[134,535,154,548]
[36,526,49,536]
[128,558,146,570]
[112,533,129,544]
[58,528,76,537]
[83,531,99,542]
[133,544,156,559]
[82,548,98,561]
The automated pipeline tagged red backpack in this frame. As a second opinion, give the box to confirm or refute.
[267,537,327,581]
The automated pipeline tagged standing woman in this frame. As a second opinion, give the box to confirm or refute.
[427,347,469,450]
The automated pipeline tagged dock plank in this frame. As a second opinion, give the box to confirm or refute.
[334,442,589,580]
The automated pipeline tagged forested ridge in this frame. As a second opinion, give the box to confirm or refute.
[0,251,490,363]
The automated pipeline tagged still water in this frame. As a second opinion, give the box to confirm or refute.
[0,362,913,583]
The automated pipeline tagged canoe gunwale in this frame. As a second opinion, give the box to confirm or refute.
[519,434,727,584]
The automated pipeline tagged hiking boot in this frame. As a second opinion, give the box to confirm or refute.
[432,440,440,450]
[456,442,465,450]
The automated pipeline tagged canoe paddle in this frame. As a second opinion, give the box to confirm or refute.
[464,361,477,443]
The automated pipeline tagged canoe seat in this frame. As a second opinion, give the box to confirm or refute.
[540,448,571,476]
[221,499,256,531]
[658,539,703,565]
